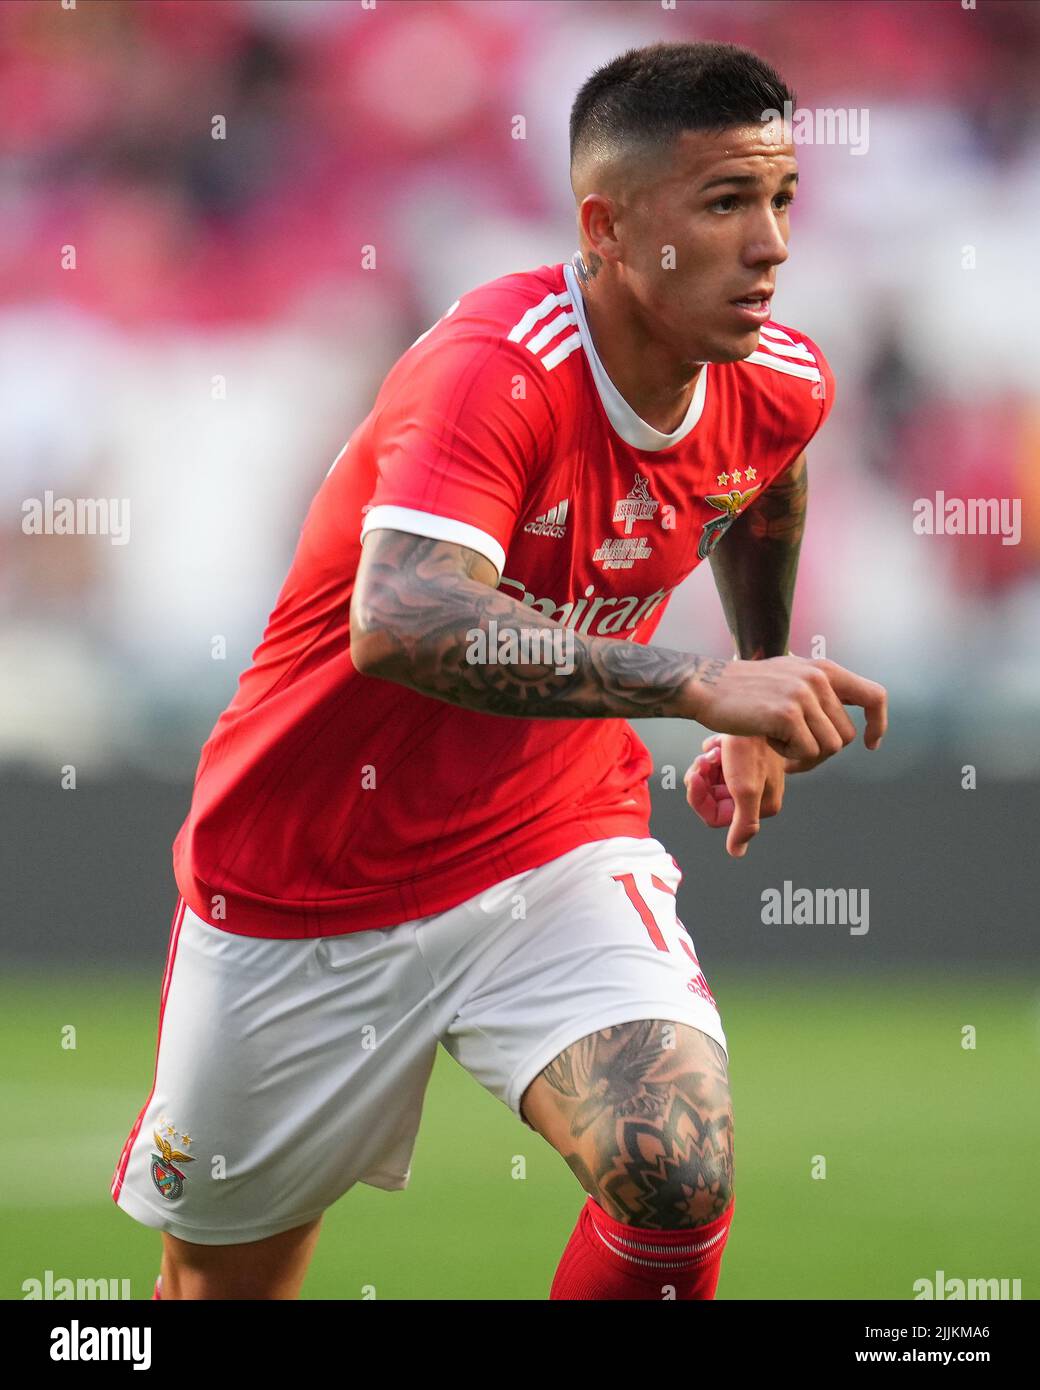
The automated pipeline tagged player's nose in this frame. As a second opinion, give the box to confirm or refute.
[743,219,789,269]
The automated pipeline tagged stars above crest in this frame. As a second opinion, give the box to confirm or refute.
[715,467,757,488]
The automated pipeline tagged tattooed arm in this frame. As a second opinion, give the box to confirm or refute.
[350,528,726,721]
[708,450,809,659]
[350,527,887,762]
[691,451,852,858]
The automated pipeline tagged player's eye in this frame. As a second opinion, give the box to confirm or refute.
[709,194,740,213]
[773,193,795,211]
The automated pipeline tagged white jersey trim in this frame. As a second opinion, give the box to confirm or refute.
[753,337,816,362]
[360,505,506,580]
[759,324,797,344]
[507,293,583,372]
[506,290,570,344]
[741,351,822,382]
[561,261,709,451]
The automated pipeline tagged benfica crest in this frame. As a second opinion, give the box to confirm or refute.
[150,1125,194,1201]
[697,485,760,559]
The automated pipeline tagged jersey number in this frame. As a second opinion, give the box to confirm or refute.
[612,872,699,962]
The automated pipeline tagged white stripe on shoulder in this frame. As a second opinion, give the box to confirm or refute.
[507,290,583,372]
[526,309,578,354]
[507,291,571,343]
[742,352,822,382]
[759,324,797,345]
[541,330,583,371]
[756,337,816,363]
[360,505,505,579]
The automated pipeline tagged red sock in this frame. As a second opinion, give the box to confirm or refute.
[151,1275,162,1301]
[550,1196,734,1300]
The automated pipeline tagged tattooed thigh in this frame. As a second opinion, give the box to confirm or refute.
[520,1020,734,1229]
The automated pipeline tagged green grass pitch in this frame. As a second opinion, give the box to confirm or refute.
[3,971,1036,1300]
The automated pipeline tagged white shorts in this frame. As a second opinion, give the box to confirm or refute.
[111,836,727,1245]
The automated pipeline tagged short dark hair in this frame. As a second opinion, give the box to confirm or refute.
[569,41,794,173]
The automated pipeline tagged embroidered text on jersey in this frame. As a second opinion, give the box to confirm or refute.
[498,575,674,637]
[594,537,654,570]
[613,474,659,534]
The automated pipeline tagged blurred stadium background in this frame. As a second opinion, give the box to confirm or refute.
[2,0,1037,1300]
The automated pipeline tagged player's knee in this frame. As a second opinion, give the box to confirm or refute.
[527,1021,734,1230]
[587,1062,734,1230]
[587,1179,733,1232]
[589,1143,734,1232]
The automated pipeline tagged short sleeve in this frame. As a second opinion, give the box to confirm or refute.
[799,333,836,452]
[360,333,554,581]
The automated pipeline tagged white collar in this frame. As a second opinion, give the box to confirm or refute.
[562,260,708,451]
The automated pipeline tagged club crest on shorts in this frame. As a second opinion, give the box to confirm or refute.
[698,485,761,559]
[150,1122,195,1201]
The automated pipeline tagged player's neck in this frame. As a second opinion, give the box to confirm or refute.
[575,277,703,435]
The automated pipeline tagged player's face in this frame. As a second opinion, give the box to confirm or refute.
[624,124,798,364]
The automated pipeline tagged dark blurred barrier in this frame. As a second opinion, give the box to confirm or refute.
[0,765,1035,970]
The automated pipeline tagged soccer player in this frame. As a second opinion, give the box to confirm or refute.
[111,41,886,1300]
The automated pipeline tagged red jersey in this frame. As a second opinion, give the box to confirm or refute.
[173,260,834,938]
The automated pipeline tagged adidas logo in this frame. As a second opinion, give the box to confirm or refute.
[524,499,569,539]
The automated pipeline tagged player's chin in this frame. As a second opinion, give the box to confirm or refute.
[699,325,762,364]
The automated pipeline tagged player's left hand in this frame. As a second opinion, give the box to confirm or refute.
[683,733,786,858]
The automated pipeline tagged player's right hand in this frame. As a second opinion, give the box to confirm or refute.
[687,656,887,767]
